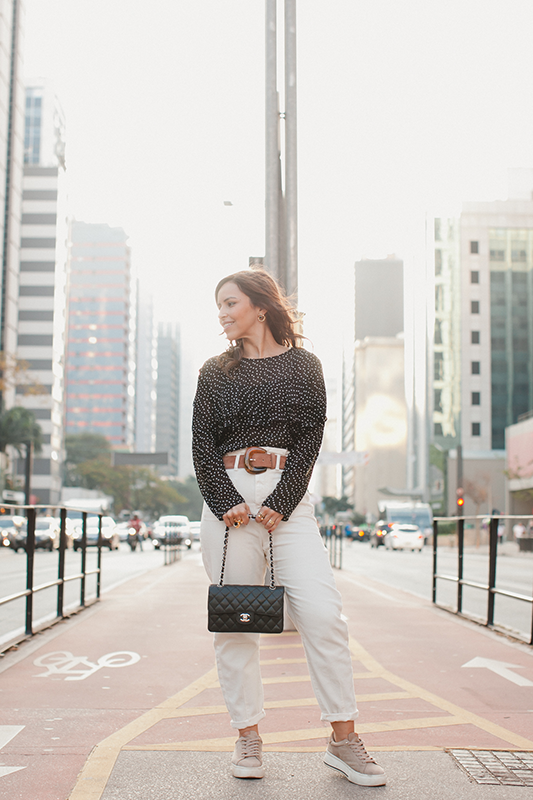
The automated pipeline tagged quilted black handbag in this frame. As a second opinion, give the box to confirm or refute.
[208,521,284,634]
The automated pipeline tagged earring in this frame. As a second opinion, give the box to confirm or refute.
[258,314,266,322]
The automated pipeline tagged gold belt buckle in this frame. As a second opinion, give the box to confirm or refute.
[244,446,268,474]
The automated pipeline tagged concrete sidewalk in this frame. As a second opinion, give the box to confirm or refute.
[0,548,532,799]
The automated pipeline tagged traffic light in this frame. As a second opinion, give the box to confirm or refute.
[456,488,464,512]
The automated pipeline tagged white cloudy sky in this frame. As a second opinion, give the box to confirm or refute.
[24,0,533,377]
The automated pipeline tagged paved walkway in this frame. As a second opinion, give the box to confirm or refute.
[0,548,532,799]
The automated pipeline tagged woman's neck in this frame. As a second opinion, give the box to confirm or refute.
[240,331,289,360]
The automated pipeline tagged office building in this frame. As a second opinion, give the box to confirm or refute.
[14,81,67,504]
[339,257,406,514]
[353,336,407,518]
[154,322,179,476]
[0,1,25,407]
[432,180,533,514]
[65,222,135,448]
[134,292,157,452]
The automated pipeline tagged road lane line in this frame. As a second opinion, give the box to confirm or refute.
[67,665,218,800]
[349,638,533,749]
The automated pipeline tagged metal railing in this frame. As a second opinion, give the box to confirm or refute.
[321,524,344,569]
[432,515,533,645]
[0,504,104,651]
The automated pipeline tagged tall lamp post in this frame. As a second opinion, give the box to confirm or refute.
[264,0,298,300]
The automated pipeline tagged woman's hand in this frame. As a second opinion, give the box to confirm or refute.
[256,506,283,533]
[223,503,251,529]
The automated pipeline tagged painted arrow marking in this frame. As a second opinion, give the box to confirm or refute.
[0,726,26,778]
[462,657,533,687]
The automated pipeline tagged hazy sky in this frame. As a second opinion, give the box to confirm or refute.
[24,0,533,376]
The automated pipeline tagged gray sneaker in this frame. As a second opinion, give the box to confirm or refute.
[324,732,386,786]
[231,730,264,779]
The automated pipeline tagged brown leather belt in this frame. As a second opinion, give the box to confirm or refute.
[223,446,286,474]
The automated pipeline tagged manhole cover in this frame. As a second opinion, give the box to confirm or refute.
[449,750,533,786]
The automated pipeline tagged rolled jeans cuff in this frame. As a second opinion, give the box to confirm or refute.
[321,710,359,722]
[230,709,266,730]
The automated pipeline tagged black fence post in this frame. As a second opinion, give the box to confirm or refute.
[457,517,464,614]
[487,516,498,627]
[96,513,102,599]
[57,507,67,618]
[432,519,438,604]
[80,511,87,607]
[25,506,36,635]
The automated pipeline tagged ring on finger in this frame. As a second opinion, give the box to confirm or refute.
[233,519,242,528]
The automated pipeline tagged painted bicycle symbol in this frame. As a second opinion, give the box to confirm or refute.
[33,650,141,681]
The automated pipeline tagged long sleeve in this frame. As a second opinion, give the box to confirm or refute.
[262,355,327,520]
[192,363,246,520]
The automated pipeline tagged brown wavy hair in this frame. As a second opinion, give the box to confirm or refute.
[215,268,303,373]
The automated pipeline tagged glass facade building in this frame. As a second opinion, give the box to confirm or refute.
[489,228,533,449]
[65,222,135,447]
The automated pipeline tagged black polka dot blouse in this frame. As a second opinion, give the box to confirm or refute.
[192,347,327,521]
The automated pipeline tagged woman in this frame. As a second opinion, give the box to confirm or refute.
[192,268,386,786]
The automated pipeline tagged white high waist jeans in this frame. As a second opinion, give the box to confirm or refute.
[200,447,359,730]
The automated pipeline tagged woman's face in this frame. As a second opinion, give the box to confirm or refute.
[217,281,262,341]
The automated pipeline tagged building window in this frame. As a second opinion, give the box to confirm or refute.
[511,249,527,262]
[434,389,443,413]
[472,422,481,436]
[472,392,480,405]
[434,319,443,344]
[470,270,479,284]
[490,249,505,261]
[471,300,480,314]
[434,352,444,381]
[470,241,479,254]
[435,249,442,276]
[435,285,444,312]
[472,361,480,374]
[434,219,441,241]
[471,330,480,344]
[434,423,443,436]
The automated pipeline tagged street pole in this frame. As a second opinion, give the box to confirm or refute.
[265,0,280,282]
[24,440,33,505]
[284,0,298,300]
[264,0,297,298]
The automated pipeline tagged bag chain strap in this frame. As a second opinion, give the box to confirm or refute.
[218,514,276,590]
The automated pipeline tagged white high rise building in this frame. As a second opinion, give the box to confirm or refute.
[15,80,67,504]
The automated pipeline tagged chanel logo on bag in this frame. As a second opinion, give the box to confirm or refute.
[239,613,252,623]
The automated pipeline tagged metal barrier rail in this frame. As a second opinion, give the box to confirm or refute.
[0,504,104,650]
[320,524,343,569]
[432,514,533,645]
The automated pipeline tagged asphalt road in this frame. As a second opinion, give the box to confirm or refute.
[340,539,533,641]
[0,541,186,647]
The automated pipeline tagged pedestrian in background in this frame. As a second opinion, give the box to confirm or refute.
[192,268,386,786]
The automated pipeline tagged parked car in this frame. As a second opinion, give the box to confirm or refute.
[0,516,20,549]
[72,516,120,551]
[370,520,391,548]
[189,521,201,542]
[9,517,61,552]
[151,515,191,549]
[383,523,424,552]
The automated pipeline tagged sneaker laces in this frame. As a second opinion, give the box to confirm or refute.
[347,736,376,764]
[240,735,261,759]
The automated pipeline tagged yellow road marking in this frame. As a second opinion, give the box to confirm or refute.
[349,638,533,750]
[69,632,533,799]
[123,716,466,752]
[68,666,218,800]
[169,691,412,718]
